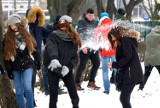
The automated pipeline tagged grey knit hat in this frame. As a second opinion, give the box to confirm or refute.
[59,15,72,23]
[7,14,21,25]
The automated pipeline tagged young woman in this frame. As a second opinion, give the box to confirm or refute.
[44,15,82,108]
[4,14,40,108]
[108,26,143,108]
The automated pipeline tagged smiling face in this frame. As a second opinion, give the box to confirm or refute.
[10,24,18,32]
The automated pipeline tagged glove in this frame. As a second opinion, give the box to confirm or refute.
[61,66,69,77]
[48,59,62,71]
[7,71,13,80]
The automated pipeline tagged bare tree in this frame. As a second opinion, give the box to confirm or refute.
[47,0,85,22]
[96,0,143,20]
[0,0,18,107]
[142,0,160,20]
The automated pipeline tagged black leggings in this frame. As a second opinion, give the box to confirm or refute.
[48,70,79,108]
[120,83,136,108]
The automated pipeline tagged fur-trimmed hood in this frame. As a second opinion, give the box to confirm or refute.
[120,28,140,40]
[27,6,45,26]
[125,29,140,40]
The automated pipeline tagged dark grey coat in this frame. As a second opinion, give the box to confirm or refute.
[44,29,79,71]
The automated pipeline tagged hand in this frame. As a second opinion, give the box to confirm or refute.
[108,62,113,68]
[82,48,88,54]
[61,66,69,77]
[48,59,62,71]
[7,71,13,80]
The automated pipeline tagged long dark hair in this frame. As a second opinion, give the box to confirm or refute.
[58,21,82,47]
[108,26,129,49]
[4,23,36,60]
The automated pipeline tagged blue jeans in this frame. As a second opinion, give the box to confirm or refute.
[13,68,34,108]
[101,56,116,92]
[43,66,49,92]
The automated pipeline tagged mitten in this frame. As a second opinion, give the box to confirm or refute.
[48,59,62,71]
[7,71,13,80]
[61,66,69,77]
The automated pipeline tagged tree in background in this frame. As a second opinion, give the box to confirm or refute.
[47,0,85,23]
[142,0,160,20]
[0,0,18,107]
[96,0,143,21]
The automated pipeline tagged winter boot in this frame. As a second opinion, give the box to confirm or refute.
[58,88,67,95]
[75,83,84,91]
[139,75,149,90]
[87,81,100,90]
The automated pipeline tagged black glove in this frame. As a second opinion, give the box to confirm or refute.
[53,67,63,78]
[7,71,13,80]
[0,65,4,74]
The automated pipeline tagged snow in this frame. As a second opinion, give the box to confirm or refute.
[35,63,160,108]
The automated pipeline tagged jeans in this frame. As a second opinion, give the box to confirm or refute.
[43,66,49,92]
[101,56,116,92]
[13,68,34,108]
[75,50,100,84]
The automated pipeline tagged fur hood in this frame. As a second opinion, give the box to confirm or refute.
[120,28,140,40]
[27,6,45,26]
[126,29,140,40]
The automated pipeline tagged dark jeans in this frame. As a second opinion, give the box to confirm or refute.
[75,50,100,84]
[48,70,79,108]
[43,65,49,92]
[139,65,160,89]
[120,83,136,108]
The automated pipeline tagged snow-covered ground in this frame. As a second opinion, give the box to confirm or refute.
[35,63,160,108]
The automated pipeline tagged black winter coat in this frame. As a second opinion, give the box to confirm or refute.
[44,29,79,71]
[4,48,40,72]
[112,37,143,84]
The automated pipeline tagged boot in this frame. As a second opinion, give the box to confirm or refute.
[58,88,67,95]
[139,75,149,90]
[87,81,100,90]
[75,83,84,91]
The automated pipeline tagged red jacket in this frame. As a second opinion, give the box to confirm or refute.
[94,16,116,56]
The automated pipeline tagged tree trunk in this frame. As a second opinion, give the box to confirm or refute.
[0,0,18,107]
[47,0,85,23]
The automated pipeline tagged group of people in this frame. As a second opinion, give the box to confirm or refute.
[0,5,159,108]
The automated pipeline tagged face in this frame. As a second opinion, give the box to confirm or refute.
[85,13,95,21]
[59,19,67,30]
[10,24,18,31]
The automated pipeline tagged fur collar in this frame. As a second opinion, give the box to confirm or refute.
[27,6,45,26]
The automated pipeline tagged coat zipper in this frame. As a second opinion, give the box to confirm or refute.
[129,67,131,78]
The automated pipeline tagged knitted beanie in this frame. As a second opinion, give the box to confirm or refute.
[59,15,72,23]
[100,12,109,18]
[7,14,21,25]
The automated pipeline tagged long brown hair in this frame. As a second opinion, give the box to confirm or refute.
[108,26,129,49]
[59,21,82,47]
[4,23,36,60]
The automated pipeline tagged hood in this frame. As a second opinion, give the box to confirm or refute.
[53,29,72,41]
[27,6,45,26]
[122,29,140,40]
